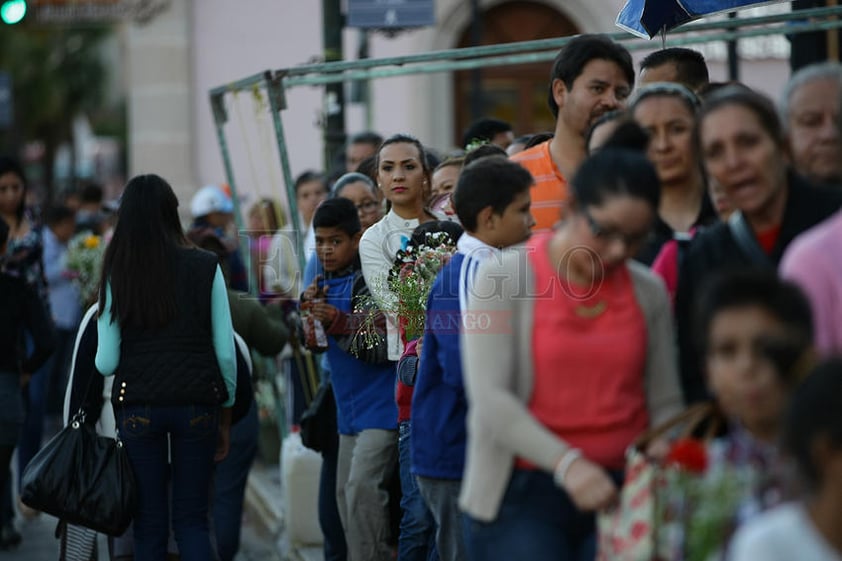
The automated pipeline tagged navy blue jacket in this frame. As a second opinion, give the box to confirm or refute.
[411,253,468,480]
[322,265,397,435]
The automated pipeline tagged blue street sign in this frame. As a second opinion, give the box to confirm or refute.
[347,0,435,29]
[0,72,12,129]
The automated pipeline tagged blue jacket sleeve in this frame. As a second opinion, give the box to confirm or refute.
[95,282,121,376]
[211,266,237,407]
[425,277,464,389]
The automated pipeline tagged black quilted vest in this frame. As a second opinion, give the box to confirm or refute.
[113,247,228,407]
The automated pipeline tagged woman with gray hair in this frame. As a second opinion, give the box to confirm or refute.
[779,62,842,186]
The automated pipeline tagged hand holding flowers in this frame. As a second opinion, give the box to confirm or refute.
[65,231,105,306]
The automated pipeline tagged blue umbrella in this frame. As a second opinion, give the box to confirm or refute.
[616,0,789,39]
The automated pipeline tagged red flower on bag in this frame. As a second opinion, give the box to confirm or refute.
[665,438,708,474]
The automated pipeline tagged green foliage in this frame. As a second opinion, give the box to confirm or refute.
[0,26,109,132]
[0,25,113,197]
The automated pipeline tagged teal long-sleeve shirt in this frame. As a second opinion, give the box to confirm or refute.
[95,265,237,408]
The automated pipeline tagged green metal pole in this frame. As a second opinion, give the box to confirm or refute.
[264,71,306,276]
[278,17,842,88]
[209,90,253,294]
[322,0,345,172]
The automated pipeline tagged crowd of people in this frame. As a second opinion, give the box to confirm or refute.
[1,31,842,561]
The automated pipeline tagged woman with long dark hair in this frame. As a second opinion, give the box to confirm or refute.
[95,174,236,561]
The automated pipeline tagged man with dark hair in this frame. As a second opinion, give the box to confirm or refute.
[512,34,634,232]
[639,47,710,92]
[41,205,80,428]
[75,181,104,234]
[346,131,383,172]
[461,118,514,150]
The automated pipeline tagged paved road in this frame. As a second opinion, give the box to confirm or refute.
[0,510,282,560]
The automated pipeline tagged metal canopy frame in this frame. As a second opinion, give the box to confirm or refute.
[209,5,842,281]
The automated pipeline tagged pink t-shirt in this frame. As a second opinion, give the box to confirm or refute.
[651,239,680,307]
[780,210,842,356]
[520,234,649,471]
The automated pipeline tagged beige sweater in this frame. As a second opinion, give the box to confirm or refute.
[458,246,684,521]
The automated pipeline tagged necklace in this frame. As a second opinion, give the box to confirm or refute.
[575,300,607,319]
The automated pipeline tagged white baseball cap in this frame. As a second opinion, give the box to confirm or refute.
[190,185,233,218]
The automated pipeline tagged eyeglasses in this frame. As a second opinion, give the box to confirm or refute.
[582,208,652,247]
[355,200,380,214]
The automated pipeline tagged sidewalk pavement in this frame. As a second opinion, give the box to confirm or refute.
[244,460,324,561]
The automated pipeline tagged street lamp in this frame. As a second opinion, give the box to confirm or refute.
[0,0,26,25]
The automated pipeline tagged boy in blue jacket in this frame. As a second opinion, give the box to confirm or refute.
[411,156,535,561]
[301,197,397,561]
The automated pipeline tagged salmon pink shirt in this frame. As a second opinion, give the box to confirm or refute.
[518,234,650,471]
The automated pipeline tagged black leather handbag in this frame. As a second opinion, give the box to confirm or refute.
[20,406,136,536]
[300,381,337,453]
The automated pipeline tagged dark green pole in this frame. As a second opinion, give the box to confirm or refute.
[469,0,483,122]
[323,0,346,172]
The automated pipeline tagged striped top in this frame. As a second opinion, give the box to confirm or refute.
[510,140,568,233]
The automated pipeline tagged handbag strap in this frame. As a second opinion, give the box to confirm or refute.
[70,364,124,446]
[69,365,99,428]
[728,211,773,267]
[632,401,720,450]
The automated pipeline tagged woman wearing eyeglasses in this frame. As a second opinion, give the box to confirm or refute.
[459,148,684,561]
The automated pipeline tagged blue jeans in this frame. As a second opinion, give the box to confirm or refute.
[213,401,259,561]
[466,469,600,561]
[17,346,51,490]
[319,427,347,561]
[118,404,219,561]
[397,421,438,561]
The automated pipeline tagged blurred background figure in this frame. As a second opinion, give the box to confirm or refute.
[247,198,284,299]
[779,62,842,187]
[461,118,514,151]
[40,205,80,435]
[189,184,249,292]
[265,171,329,300]
[74,182,105,234]
[506,135,533,157]
[345,132,384,174]
[0,155,54,539]
[187,227,289,561]
[730,358,842,561]
[585,110,626,155]
[0,218,54,550]
[638,47,710,92]
[697,271,814,504]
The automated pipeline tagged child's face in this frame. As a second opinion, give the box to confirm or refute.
[52,217,76,243]
[315,226,359,273]
[431,165,460,198]
[705,305,791,437]
[488,190,535,248]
